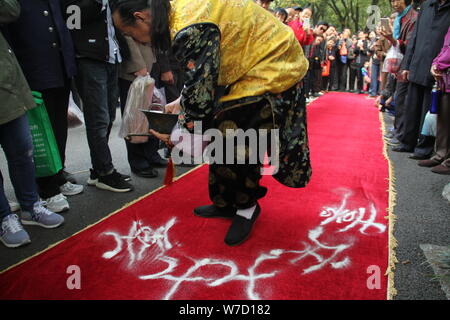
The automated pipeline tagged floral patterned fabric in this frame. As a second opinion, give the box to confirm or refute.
[172,23,311,189]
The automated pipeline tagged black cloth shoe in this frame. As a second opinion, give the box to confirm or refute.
[194,205,236,219]
[96,170,133,193]
[131,168,158,178]
[224,204,261,246]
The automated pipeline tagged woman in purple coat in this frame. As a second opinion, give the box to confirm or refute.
[420,27,450,174]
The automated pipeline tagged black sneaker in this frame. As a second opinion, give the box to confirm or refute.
[194,205,236,219]
[96,170,133,193]
[87,169,131,186]
[224,204,261,246]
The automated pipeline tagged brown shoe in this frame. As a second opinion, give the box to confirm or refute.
[418,159,441,167]
[431,164,450,175]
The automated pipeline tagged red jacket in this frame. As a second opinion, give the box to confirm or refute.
[397,7,418,54]
[288,19,314,47]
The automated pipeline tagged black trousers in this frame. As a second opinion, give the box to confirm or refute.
[337,60,349,90]
[329,62,338,90]
[35,82,71,199]
[119,78,163,172]
[208,102,273,210]
[393,81,409,141]
[400,82,432,150]
[303,69,313,98]
[208,85,306,210]
[312,68,323,94]
[349,66,363,92]
[322,76,330,91]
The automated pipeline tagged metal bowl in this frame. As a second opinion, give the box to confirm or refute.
[140,110,178,134]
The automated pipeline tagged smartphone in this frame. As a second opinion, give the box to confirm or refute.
[380,18,391,32]
[303,18,310,30]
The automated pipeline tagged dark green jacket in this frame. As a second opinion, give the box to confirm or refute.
[0,0,35,126]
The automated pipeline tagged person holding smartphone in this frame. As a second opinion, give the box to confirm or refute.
[380,1,419,153]
[288,7,314,47]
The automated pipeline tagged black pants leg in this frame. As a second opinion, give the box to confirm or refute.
[337,61,348,91]
[401,82,432,149]
[357,67,364,92]
[119,78,161,172]
[36,82,71,199]
[312,69,323,94]
[349,68,358,92]
[304,69,314,98]
[322,76,330,91]
[393,81,409,140]
[208,102,273,210]
[330,62,338,90]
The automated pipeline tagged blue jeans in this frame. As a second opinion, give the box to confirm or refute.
[0,115,40,220]
[369,62,380,96]
[75,58,120,176]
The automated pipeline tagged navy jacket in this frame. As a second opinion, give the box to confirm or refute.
[3,0,76,91]
[64,0,117,62]
[403,0,450,87]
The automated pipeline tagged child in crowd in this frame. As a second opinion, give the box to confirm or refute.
[362,61,371,93]
[274,7,288,24]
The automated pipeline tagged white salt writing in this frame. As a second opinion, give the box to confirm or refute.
[100,189,386,299]
[320,192,386,235]
[102,218,176,268]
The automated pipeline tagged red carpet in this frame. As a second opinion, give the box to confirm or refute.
[0,93,392,300]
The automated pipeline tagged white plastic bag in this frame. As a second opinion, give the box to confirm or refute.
[119,75,155,144]
[421,111,437,137]
[67,93,84,128]
[383,45,403,74]
[443,183,450,203]
[153,87,167,108]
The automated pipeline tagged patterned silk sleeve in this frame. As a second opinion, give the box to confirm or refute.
[172,23,221,131]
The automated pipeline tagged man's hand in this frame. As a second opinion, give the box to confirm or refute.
[149,129,173,148]
[165,97,182,114]
[134,68,148,77]
[380,26,396,46]
[430,64,442,80]
[399,70,410,82]
[161,71,175,85]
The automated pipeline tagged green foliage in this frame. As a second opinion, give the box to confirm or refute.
[270,0,392,32]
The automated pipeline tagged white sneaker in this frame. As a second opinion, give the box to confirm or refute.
[60,182,84,196]
[43,193,69,213]
[8,200,20,212]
